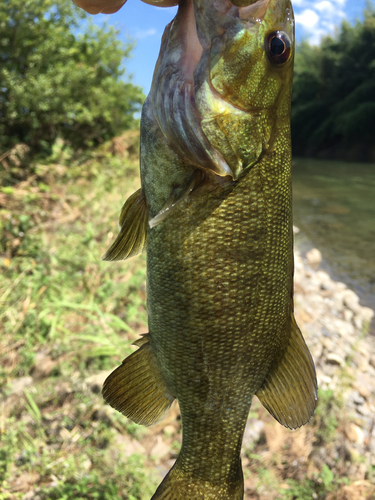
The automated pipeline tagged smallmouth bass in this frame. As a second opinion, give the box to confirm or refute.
[82,0,318,498]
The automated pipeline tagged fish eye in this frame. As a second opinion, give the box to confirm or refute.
[266,31,292,65]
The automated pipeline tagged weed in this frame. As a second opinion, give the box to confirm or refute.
[313,389,342,444]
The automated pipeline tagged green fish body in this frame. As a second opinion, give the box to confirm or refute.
[102,0,317,498]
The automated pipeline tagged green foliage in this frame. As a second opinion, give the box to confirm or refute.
[292,4,375,160]
[0,136,162,498]
[281,465,346,500]
[0,0,144,163]
[37,455,156,500]
[313,388,342,443]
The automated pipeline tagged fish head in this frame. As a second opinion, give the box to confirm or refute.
[148,0,295,180]
[193,0,295,176]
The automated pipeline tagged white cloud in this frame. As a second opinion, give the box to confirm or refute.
[295,9,319,29]
[315,1,335,14]
[134,28,157,39]
[294,0,347,45]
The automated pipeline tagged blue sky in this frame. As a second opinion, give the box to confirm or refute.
[85,0,369,95]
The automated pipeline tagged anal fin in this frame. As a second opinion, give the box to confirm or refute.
[103,188,148,261]
[102,335,174,426]
[256,313,318,430]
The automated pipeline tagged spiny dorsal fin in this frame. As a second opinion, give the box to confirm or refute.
[256,313,318,430]
[102,337,174,426]
[103,189,148,261]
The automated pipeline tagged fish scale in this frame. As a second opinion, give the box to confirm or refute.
[99,0,317,498]
[145,158,289,481]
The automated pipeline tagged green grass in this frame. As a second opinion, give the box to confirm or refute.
[0,132,159,499]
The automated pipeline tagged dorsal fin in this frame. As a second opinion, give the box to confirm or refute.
[256,312,318,430]
[103,189,148,261]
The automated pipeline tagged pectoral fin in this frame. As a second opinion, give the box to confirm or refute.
[103,189,148,261]
[256,314,317,430]
[102,335,174,426]
[149,170,204,228]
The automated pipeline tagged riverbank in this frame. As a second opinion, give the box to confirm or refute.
[293,243,375,481]
[292,156,375,327]
[1,133,374,499]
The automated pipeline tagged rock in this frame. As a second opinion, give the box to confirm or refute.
[306,248,322,267]
[343,309,353,322]
[23,492,41,500]
[113,433,146,458]
[342,290,361,314]
[351,392,366,406]
[316,270,335,290]
[336,320,355,337]
[326,353,345,366]
[85,370,112,393]
[11,376,33,394]
[370,356,375,369]
[150,436,171,462]
[164,425,176,436]
[354,375,373,399]
[32,353,56,379]
[353,353,369,372]
[357,306,374,326]
[353,314,364,330]
[357,403,372,417]
[242,419,265,450]
[357,386,371,399]
[10,472,41,493]
[345,424,365,444]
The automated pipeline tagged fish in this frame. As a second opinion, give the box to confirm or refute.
[78,0,319,498]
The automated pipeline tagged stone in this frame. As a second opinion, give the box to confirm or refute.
[345,424,365,444]
[150,436,171,462]
[114,434,146,458]
[306,248,322,267]
[242,419,265,449]
[326,353,345,366]
[164,425,176,436]
[85,370,113,393]
[342,290,361,314]
[32,353,56,379]
[10,472,41,493]
[353,353,369,372]
[11,376,33,394]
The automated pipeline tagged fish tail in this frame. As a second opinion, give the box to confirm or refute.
[152,461,244,500]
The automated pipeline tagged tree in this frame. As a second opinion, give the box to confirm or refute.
[291,4,375,160]
[0,0,144,157]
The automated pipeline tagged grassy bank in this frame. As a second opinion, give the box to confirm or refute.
[0,132,160,499]
[1,133,374,499]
